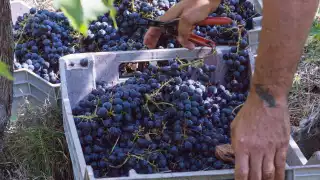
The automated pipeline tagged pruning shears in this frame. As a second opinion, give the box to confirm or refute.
[140,17,233,47]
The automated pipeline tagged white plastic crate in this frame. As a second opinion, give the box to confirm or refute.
[10,1,61,119]
[12,69,61,119]
[59,47,320,180]
[248,25,262,55]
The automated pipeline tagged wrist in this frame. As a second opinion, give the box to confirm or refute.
[249,82,288,108]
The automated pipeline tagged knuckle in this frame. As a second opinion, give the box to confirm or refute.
[180,14,190,24]
[275,160,286,168]
[263,169,275,180]
[278,152,287,161]
[251,142,262,149]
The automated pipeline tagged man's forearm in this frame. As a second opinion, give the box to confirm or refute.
[251,0,319,107]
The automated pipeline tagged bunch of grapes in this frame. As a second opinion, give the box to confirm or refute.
[223,45,251,92]
[80,0,259,51]
[13,8,79,84]
[72,53,250,178]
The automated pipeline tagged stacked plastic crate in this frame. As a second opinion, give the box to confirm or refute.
[10,1,61,120]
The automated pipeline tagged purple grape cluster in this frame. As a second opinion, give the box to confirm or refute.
[13,8,79,84]
[81,0,260,51]
[72,54,250,178]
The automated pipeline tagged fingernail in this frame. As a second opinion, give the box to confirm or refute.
[177,36,184,44]
[187,43,195,50]
[178,37,188,49]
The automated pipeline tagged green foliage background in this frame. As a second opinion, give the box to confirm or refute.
[0,61,13,80]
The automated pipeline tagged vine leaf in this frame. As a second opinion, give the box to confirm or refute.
[310,19,320,40]
[53,0,117,36]
[0,62,13,80]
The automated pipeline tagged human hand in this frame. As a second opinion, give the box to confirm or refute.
[231,92,290,180]
[143,0,220,50]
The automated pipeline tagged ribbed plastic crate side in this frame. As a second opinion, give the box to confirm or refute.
[26,69,61,98]
[63,99,87,180]
[248,27,261,45]
[247,0,263,56]
[13,69,29,84]
[252,16,263,28]
[60,59,88,180]
[286,165,320,180]
[13,82,31,98]
[13,69,60,107]
[29,84,58,105]
[248,24,262,56]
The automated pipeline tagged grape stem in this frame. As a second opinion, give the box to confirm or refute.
[175,57,186,65]
[131,0,136,12]
[236,26,243,53]
[150,78,174,97]
[155,102,174,107]
[129,154,158,169]
[15,14,35,48]
[109,136,120,155]
[74,115,98,120]
[232,103,244,115]
[109,156,130,168]
[109,153,158,170]
[179,59,204,69]
[143,103,154,117]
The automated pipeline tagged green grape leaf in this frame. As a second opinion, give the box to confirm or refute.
[53,0,117,36]
[310,20,320,35]
[310,26,320,35]
[0,62,14,80]
[102,0,118,29]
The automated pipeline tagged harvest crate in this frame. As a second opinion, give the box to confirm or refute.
[11,1,61,120]
[12,69,61,120]
[60,47,320,180]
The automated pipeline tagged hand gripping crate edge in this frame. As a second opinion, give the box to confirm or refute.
[59,47,320,180]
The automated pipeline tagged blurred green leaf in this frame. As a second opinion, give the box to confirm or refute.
[0,61,14,80]
[54,0,117,36]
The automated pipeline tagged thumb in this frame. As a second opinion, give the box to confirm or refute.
[177,13,196,50]
[144,1,186,49]
[143,27,162,49]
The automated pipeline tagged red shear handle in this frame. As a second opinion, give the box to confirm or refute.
[188,34,216,47]
[197,17,233,26]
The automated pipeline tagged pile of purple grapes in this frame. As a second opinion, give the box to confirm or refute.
[72,45,251,178]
